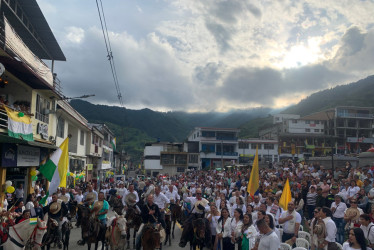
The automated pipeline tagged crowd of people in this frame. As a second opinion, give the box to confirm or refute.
[1,160,374,250]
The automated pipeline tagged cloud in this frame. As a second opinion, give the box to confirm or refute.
[38,0,374,112]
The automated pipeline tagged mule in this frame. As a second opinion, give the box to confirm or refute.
[141,224,162,250]
[180,217,210,250]
[61,219,73,250]
[77,204,106,250]
[124,205,141,249]
[1,214,48,250]
[105,213,127,250]
[41,218,59,250]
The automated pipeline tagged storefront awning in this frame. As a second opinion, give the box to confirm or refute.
[0,133,57,149]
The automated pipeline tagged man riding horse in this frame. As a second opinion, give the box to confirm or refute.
[135,194,162,250]
[43,193,68,249]
[178,188,212,248]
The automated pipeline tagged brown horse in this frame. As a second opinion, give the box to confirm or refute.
[124,205,142,249]
[41,218,59,250]
[141,224,162,250]
[171,204,182,239]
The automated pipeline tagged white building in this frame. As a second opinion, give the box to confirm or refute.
[281,119,325,134]
[187,127,240,170]
[273,114,300,124]
[238,139,279,164]
[144,142,187,176]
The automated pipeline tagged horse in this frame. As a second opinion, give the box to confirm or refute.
[41,218,59,250]
[61,218,73,250]
[105,213,127,250]
[68,200,78,218]
[124,205,142,249]
[1,214,48,250]
[170,204,182,239]
[180,217,209,250]
[77,204,106,250]
[141,224,162,250]
[108,195,124,215]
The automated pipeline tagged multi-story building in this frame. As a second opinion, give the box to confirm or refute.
[86,125,104,182]
[144,142,187,176]
[187,127,240,170]
[238,139,278,164]
[0,0,65,200]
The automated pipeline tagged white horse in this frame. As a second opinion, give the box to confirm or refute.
[106,213,127,250]
[1,214,48,250]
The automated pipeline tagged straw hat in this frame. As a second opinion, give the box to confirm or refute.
[93,201,104,212]
[59,195,69,204]
[125,193,137,206]
[313,220,327,239]
[50,201,62,214]
[346,207,360,221]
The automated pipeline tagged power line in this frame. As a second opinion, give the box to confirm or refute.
[95,0,124,107]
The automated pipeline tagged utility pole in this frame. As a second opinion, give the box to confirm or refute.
[221,140,223,169]
[325,110,335,174]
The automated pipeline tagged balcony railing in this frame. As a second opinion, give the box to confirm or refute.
[216,136,238,141]
[216,152,238,156]
[0,107,7,130]
[337,112,372,118]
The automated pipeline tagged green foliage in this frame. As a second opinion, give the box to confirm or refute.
[239,115,273,138]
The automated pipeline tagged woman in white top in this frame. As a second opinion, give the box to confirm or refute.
[215,207,234,250]
[241,213,258,250]
[231,197,247,217]
[265,213,280,240]
[231,208,244,249]
[343,228,371,250]
[246,205,258,225]
[207,204,221,247]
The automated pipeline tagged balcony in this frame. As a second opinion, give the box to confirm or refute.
[337,112,372,119]
[216,136,238,141]
[216,152,238,156]
[0,107,7,130]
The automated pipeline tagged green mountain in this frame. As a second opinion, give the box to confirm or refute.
[70,75,374,162]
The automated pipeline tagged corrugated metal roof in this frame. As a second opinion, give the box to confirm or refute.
[3,0,65,61]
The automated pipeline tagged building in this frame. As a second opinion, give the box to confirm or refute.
[85,125,104,182]
[144,142,187,176]
[55,100,90,185]
[0,0,65,201]
[238,138,278,164]
[187,127,240,170]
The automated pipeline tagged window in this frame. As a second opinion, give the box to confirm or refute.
[321,129,324,132]
[251,144,262,149]
[305,120,310,124]
[238,142,249,149]
[57,118,64,138]
[315,121,320,124]
[197,132,199,137]
[188,154,198,163]
[35,94,50,124]
[264,144,274,150]
[292,120,297,123]
[80,130,85,145]
[314,129,320,132]
[202,144,215,152]
[201,131,215,137]
[305,128,311,132]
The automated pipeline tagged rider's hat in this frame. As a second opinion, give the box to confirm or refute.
[93,201,104,211]
[50,201,62,214]
[59,195,69,203]
[85,192,95,204]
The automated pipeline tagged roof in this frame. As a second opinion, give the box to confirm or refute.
[2,0,65,61]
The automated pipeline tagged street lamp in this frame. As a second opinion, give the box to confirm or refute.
[325,110,335,174]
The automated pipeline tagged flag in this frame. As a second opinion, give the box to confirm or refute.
[29,218,37,225]
[39,138,69,205]
[111,137,116,150]
[247,146,259,197]
[279,178,292,210]
[4,106,33,141]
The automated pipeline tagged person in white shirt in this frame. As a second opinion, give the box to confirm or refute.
[344,199,364,229]
[331,195,347,244]
[278,201,301,243]
[74,189,84,204]
[256,218,280,250]
[153,186,170,230]
[250,196,261,211]
[122,184,139,207]
[319,207,338,249]
[347,181,360,202]
[164,185,180,206]
[231,197,246,217]
[231,208,244,248]
[343,227,370,250]
[215,208,234,249]
[266,197,281,225]
[359,214,374,249]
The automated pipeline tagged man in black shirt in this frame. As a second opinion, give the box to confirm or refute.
[136,194,161,250]
[43,193,68,248]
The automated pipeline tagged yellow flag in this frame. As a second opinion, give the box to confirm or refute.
[247,146,259,197]
[279,178,292,210]
[58,138,69,188]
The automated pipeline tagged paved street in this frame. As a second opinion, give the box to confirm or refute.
[68,209,185,250]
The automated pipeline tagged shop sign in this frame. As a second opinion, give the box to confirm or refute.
[87,164,93,170]
[17,145,40,166]
[101,161,111,169]
[37,123,48,140]
[1,144,17,167]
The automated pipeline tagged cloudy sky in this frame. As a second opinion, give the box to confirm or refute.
[38,0,374,112]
